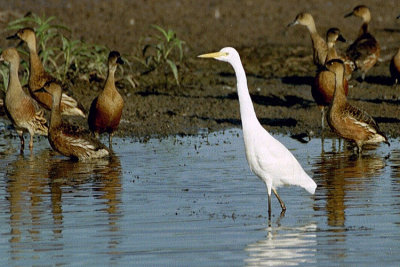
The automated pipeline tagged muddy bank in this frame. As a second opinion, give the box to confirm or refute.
[1,0,400,140]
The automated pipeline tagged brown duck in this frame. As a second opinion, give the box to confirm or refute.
[345,5,380,81]
[326,59,389,154]
[325,28,354,80]
[39,81,109,160]
[288,12,328,68]
[88,51,124,147]
[7,27,85,117]
[0,47,48,151]
[313,28,349,129]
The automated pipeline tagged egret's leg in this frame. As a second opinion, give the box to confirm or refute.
[279,210,286,221]
[272,188,286,211]
[268,193,272,219]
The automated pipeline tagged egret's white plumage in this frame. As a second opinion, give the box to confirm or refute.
[198,47,317,217]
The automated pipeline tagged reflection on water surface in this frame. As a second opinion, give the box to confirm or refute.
[0,130,399,265]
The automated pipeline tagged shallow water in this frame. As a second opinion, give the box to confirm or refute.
[0,128,399,266]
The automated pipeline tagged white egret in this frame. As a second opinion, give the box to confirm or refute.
[198,47,317,218]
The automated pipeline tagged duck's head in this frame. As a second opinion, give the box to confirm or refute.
[7,27,36,44]
[108,50,124,71]
[326,28,346,44]
[345,5,371,22]
[0,47,20,64]
[109,51,124,65]
[288,12,315,27]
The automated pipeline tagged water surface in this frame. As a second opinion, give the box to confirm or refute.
[0,128,399,266]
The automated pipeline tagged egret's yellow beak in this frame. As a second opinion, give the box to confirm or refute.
[198,51,228,58]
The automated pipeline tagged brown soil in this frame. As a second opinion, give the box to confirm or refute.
[1,0,400,139]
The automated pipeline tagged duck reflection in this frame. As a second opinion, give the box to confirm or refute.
[6,150,53,255]
[244,224,317,266]
[48,154,123,238]
[388,150,400,228]
[312,149,385,227]
[6,150,123,257]
[91,155,123,243]
[389,149,400,178]
[92,154,123,253]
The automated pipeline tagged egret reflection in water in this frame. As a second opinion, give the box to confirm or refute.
[244,224,317,266]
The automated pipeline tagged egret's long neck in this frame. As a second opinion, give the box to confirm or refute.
[231,59,259,128]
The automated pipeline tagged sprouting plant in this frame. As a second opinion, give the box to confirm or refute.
[58,35,81,80]
[117,55,140,89]
[134,25,185,87]
[7,12,69,72]
[4,13,135,90]
[0,47,7,90]
[83,43,109,79]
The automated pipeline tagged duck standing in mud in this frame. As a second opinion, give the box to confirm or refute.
[312,28,349,130]
[0,47,48,152]
[88,51,124,148]
[325,59,389,154]
[344,5,380,82]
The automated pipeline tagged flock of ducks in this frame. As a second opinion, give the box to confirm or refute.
[0,5,398,216]
[1,27,124,160]
[288,5,391,153]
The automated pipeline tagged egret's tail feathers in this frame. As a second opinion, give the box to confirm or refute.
[303,178,317,194]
